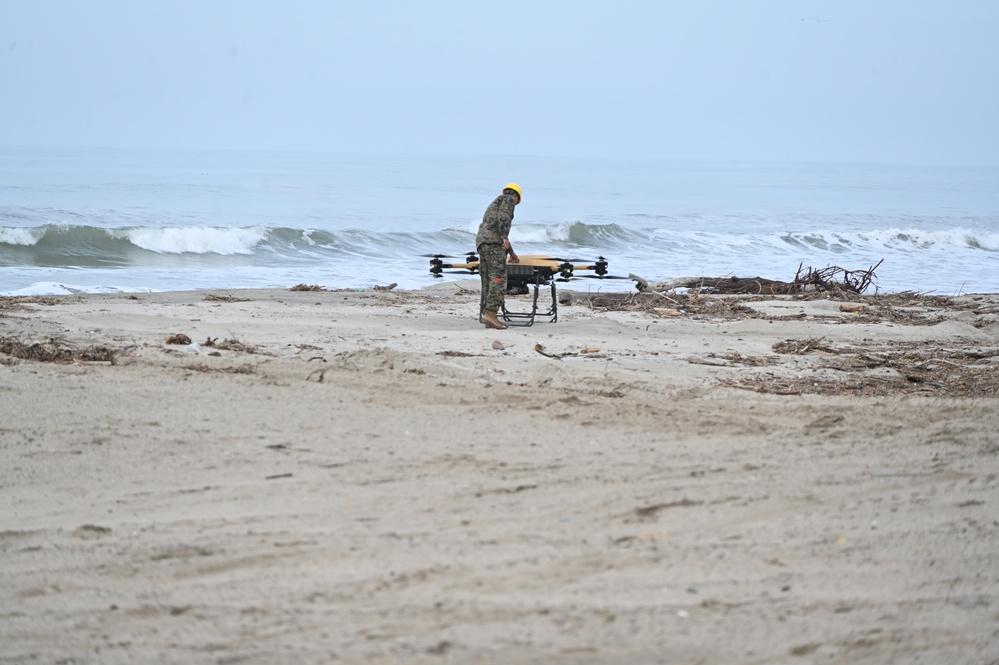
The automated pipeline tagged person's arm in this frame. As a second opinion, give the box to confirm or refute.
[503,238,519,263]
[499,197,518,262]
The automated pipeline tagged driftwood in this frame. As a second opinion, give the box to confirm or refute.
[632,261,883,295]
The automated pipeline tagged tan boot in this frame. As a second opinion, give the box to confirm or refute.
[482,310,508,330]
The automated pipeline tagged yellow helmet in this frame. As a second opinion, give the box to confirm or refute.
[503,183,523,200]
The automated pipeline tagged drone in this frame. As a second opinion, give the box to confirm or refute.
[426,251,625,284]
[424,252,627,326]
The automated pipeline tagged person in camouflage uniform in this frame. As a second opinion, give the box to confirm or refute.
[475,183,522,329]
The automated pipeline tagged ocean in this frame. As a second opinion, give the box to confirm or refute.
[1,146,997,296]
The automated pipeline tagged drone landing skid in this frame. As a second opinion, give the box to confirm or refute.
[499,266,558,326]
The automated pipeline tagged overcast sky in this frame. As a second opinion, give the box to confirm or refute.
[2,1,997,164]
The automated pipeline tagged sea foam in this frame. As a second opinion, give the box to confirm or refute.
[124,226,267,255]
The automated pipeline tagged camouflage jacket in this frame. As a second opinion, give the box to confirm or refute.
[475,193,517,247]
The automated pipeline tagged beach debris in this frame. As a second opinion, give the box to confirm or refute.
[0,335,116,364]
[203,293,251,302]
[181,363,256,374]
[629,499,704,522]
[724,339,999,398]
[202,336,262,354]
[575,291,758,319]
[534,343,562,360]
[839,302,869,313]
[715,352,776,367]
[491,340,505,350]
[532,343,600,360]
[72,524,112,539]
[427,641,453,655]
[533,343,585,360]
[806,414,846,430]
[719,381,802,396]
[0,297,32,313]
[373,282,398,291]
[290,283,327,291]
[685,356,735,367]
[567,289,961,328]
[793,261,883,294]
[631,260,884,295]
[165,333,192,345]
[772,337,839,355]
[1,295,70,312]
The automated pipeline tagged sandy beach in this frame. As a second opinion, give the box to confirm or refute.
[2,283,998,664]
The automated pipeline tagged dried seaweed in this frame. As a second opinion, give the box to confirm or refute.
[203,293,251,302]
[181,363,256,375]
[202,336,263,354]
[1,295,77,313]
[290,284,327,292]
[0,297,31,313]
[575,292,760,320]
[572,290,959,326]
[772,338,841,355]
[717,352,778,367]
[0,336,116,364]
[725,340,999,398]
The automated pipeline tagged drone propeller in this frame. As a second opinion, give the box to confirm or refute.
[575,274,631,280]
[535,257,590,264]
[429,269,478,279]
[541,255,610,264]
[420,251,479,259]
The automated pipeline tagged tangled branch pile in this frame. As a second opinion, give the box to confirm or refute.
[791,260,883,294]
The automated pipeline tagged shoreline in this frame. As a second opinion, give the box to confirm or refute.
[2,286,998,663]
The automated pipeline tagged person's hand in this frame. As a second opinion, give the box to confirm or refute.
[508,250,520,264]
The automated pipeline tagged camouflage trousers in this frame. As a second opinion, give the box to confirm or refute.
[477,243,507,313]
